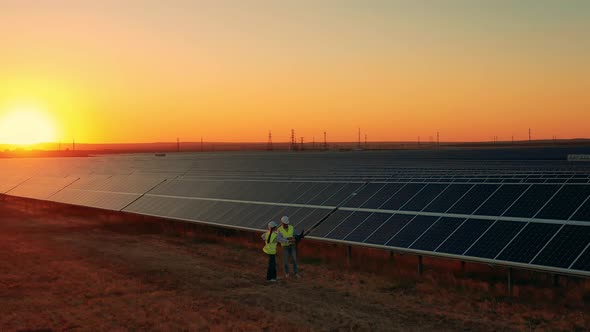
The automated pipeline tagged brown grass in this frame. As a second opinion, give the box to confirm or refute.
[1,196,589,331]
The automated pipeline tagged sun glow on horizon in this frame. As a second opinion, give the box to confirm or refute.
[0,106,57,146]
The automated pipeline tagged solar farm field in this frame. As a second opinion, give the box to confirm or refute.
[2,149,590,330]
[3,150,590,277]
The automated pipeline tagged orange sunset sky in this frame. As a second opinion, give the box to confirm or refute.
[0,1,589,145]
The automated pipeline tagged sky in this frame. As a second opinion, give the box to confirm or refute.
[0,0,589,144]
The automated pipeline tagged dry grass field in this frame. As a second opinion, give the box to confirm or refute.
[1,198,589,331]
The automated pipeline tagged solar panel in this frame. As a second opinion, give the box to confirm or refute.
[295,208,332,231]
[465,221,525,259]
[535,185,590,220]
[380,183,425,210]
[322,183,364,206]
[386,215,439,248]
[364,214,414,246]
[400,184,449,212]
[436,219,495,255]
[51,189,140,211]
[473,185,528,216]
[361,183,405,209]
[531,225,590,268]
[496,222,561,263]
[571,245,590,272]
[502,184,560,218]
[447,184,499,215]
[343,183,386,208]
[294,182,332,204]
[410,217,465,251]
[422,184,473,213]
[326,211,372,240]
[309,210,352,237]
[344,213,392,242]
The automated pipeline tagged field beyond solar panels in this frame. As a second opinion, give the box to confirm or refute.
[2,149,590,330]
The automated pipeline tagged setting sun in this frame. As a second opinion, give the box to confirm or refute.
[0,107,57,146]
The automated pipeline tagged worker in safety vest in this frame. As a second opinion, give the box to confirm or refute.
[278,216,300,278]
[261,221,290,282]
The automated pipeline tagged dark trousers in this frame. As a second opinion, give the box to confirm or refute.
[266,254,277,280]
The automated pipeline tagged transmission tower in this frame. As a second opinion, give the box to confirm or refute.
[267,131,273,151]
[290,129,297,151]
[529,128,531,143]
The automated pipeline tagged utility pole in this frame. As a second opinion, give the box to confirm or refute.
[436,132,440,151]
[300,137,304,151]
[72,139,75,152]
[358,128,361,149]
[323,131,327,150]
[177,138,180,152]
[267,131,273,151]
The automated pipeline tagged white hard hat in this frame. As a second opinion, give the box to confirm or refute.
[268,221,278,228]
[281,216,290,225]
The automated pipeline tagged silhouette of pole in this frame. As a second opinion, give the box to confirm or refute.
[436,132,440,151]
[358,128,361,149]
[323,131,327,150]
[291,129,296,151]
[267,131,273,151]
[177,138,180,152]
[300,137,304,151]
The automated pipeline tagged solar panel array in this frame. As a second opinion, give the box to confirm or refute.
[2,152,590,277]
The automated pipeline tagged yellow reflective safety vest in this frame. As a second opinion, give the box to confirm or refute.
[278,225,294,247]
[263,231,278,255]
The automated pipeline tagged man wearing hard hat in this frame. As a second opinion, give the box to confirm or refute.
[278,216,300,278]
[261,221,290,282]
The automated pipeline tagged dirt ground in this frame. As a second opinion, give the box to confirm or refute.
[1,201,589,331]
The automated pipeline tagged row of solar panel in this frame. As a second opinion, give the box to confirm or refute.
[5,176,590,222]
[308,211,590,273]
[125,196,331,232]
[345,183,590,221]
[3,174,590,276]
[183,176,590,184]
[150,180,364,207]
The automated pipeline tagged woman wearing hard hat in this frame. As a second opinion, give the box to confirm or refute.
[261,221,290,282]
